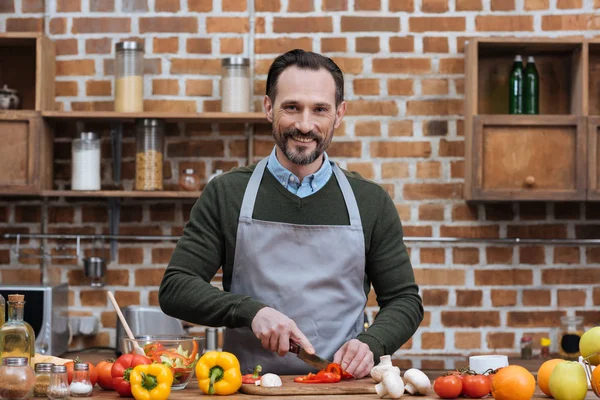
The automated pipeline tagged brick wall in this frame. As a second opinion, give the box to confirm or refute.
[1,0,600,361]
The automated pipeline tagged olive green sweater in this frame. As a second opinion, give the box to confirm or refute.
[159,164,424,361]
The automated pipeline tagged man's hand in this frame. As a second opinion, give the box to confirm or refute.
[251,307,315,356]
[333,339,374,378]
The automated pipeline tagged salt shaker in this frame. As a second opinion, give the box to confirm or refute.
[69,363,93,397]
[47,365,69,400]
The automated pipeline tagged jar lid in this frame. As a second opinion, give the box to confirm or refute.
[521,336,532,343]
[184,168,195,174]
[222,57,249,67]
[116,41,144,52]
[52,365,67,373]
[35,363,54,372]
[540,337,551,346]
[137,118,164,127]
[74,363,89,371]
[2,357,28,366]
[80,132,98,141]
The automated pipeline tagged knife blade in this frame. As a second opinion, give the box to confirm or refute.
[289,341,331,371]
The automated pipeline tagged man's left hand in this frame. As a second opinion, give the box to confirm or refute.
[333,339,374,378]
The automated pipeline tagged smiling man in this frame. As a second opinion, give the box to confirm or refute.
[159,49,424,378]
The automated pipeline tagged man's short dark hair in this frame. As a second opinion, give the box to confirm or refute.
[266,49,344,107]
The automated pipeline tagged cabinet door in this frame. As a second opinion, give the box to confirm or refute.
[589,117,600,200]
[470,115,586,201]
[0,112,52,193]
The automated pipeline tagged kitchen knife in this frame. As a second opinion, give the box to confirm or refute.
[289,341,331,371]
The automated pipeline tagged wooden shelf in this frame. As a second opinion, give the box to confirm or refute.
[42,111,268,123]
[40,190,201,198]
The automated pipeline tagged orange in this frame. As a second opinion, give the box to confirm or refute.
[592,366,600,395]
[537,359,566,396]
[491,365,536,400]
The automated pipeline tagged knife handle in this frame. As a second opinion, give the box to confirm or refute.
[289,340,300,354]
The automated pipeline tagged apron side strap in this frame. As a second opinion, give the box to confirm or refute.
[332,164,363,228]
[239,158,269,219]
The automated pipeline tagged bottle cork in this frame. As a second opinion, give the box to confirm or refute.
[8,294,25,302]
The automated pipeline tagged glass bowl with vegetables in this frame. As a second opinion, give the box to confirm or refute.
[121,335,204,390]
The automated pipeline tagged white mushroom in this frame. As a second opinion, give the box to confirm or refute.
[257,373,283,388]
[403,368,431,395]
[375,370,405,399]
[371,355,401,383]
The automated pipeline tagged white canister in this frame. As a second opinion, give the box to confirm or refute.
[71,132,101,190]
[221,57,250,112]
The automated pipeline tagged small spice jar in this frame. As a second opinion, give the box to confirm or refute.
[47,365,69,400]
[135,118,164,191]
[540,337,551,359]
[520,336,533,359]
[72,132,101,191]
[33,363,53,397]
[221,57,250,112]
[179,168,201,191]
[69,363,93,397]
[0,357,35,400]
[115,41,144,112]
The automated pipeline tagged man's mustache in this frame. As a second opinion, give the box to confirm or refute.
[281,128,320,141]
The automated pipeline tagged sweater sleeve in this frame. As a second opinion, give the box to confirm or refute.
[158,177,267,328]
[356,190,424,361]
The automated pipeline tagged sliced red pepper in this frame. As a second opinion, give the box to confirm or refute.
[294,363,354,384]
[242,365,263,384]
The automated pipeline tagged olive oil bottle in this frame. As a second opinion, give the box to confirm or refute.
[524,56,539,114]
[509,55,524,114]
[0,294,36,366]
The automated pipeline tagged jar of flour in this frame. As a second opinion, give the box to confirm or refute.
[221,57,250,112]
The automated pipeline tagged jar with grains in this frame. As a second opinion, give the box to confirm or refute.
[221,57,250,112]
[115,41,144,112]
[33,363,53,397]
[179,168,201,191]
[46,365,69,400]
[135,118,164,191]
[69,363,93,397]
[0,357,35,400]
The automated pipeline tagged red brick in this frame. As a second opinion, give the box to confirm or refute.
[421,332,445,350]
[118,248,144,264]
[220,0,246,10]
[422,289,449,306]
[57,0,81,11]
[328,141,362,158]
[80,290,107,307]
[452,204,477,221]
[373,58,430,74]
[419,204,444,221]
[186,38,211,54]
[329,57,363,74]
[347,162,374,179]
[524,0,549,9]
[389,0,413,11]
[90,0,114,11]
[286,0,313,11]
[171,59,221,74]
[475,269,532,286]
[421,0,448,12]
[451,160,464,178]
[56,60,95,76]
[370,141,431,158]
[507,311,565,328]
[353,79,379,96]
[557,289,586,307]
[439,139,464,157]
[122,0,148,11]
[424,120,448,136]
[186,80,213,96]
[410,17,464,32]
[420,79,448,96]
[152,79,179,95]
[403,226,432,237]
[542,14,600,30]
[420,248,445,264]
[587,248,600,263]
[140,17,198,33]
[389,37,414,52]
[389,120,413,136]
[188,0,213,11]
[55,39,78,56]
[491,289,517,307]
[407,99,462,115]
[519,246,546,264]
[487,333,514,349]
[356,37,380,53]
[404,184,463,200]
[486,247,513,264]
[22,0,43,12]
[135,268,166,286]
[522,290,551,306]
[153,37,178,54]
[72,18,131,33]
[388,79,414,96]
[456,290,483,307]
[381,162,409,178]
[476,15,533,31]
[49,18,66,34]
[423,37,448,53]
[151,248,175,264]
[508,225,568,239]
[346,100,398,116]
[491,0,515,10]
[354,0,379,9]
[439,58,464,74]
[86,38,111,54]
[416,161,441,178]
[322,0,346,10]
[557,0,583,8]
[456,0,482,10]
[355,121,380,137]
[553,246,580,264]
[442,311,500,327]
[414,269,465,286]
[255,37,311,54]
[453,248,479,265]
[341,16,400,32]
[6,18,44,32]
[155,0,180,11]
[220,38,243,54]
[593,288,600,305]
[115,291,140,307]
[321,38,347,53]
[86,80,111,96]
[455,332,481,350]
[274,17,332,33]
[543,268,600,284]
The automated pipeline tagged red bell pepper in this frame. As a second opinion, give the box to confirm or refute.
[111,353,152,397]
[294,363,353,384]
[242,365,262,384]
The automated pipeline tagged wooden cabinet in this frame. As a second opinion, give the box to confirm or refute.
[0,111,53,193]
[465,37,598,201]
[589,117,600,200]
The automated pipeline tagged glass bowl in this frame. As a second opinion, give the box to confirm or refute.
[121,335,204,390]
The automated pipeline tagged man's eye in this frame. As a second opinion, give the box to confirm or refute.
[285,105,297,111]
[315,107,327,112]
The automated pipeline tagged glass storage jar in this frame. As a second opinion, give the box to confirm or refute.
[221,57,250,112]
[558,315,584,360]
[135,119,164,191]
[115,41,144,112]
[0,357,35,400]
[33,363,53,397]
[71,132,101,191]
[179,169,201,191]
[46,365,69,400]
[69,363,92,397]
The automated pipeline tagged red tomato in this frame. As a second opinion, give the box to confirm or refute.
[95,360,115,390]
[462,374,491,398]
[65,360,98,387]
[433,375,463,399]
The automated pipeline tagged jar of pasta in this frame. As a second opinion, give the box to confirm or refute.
[115,41,144,112]
[135,119,164,191]
[558,315,584,360]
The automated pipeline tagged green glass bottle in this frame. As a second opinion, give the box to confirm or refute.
[509,55,524,114]
[0,294,36,366]
[0,294,4,327]
[524,56,539,114]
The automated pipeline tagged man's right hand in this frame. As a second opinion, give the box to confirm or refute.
[251,307,314,356]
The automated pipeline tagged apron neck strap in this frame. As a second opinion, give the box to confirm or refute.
[239,157,363,228]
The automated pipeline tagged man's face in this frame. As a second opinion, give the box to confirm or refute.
[264,66,346,166]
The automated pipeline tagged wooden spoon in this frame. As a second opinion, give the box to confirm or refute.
[107,291,146,356]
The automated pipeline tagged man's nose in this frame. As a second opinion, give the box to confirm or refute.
[294,110,315,133]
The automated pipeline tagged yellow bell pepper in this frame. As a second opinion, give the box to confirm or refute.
[130,363,174,400]
[196,351,242,395]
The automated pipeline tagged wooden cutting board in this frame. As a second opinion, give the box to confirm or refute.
[238,376,377,396]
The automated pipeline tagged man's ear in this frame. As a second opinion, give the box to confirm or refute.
[264,95,274,123]
[334,101,346,129]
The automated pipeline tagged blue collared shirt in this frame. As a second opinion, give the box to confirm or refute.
[266,147,333,198]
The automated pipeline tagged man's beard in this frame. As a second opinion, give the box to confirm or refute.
[273,125,334,166]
